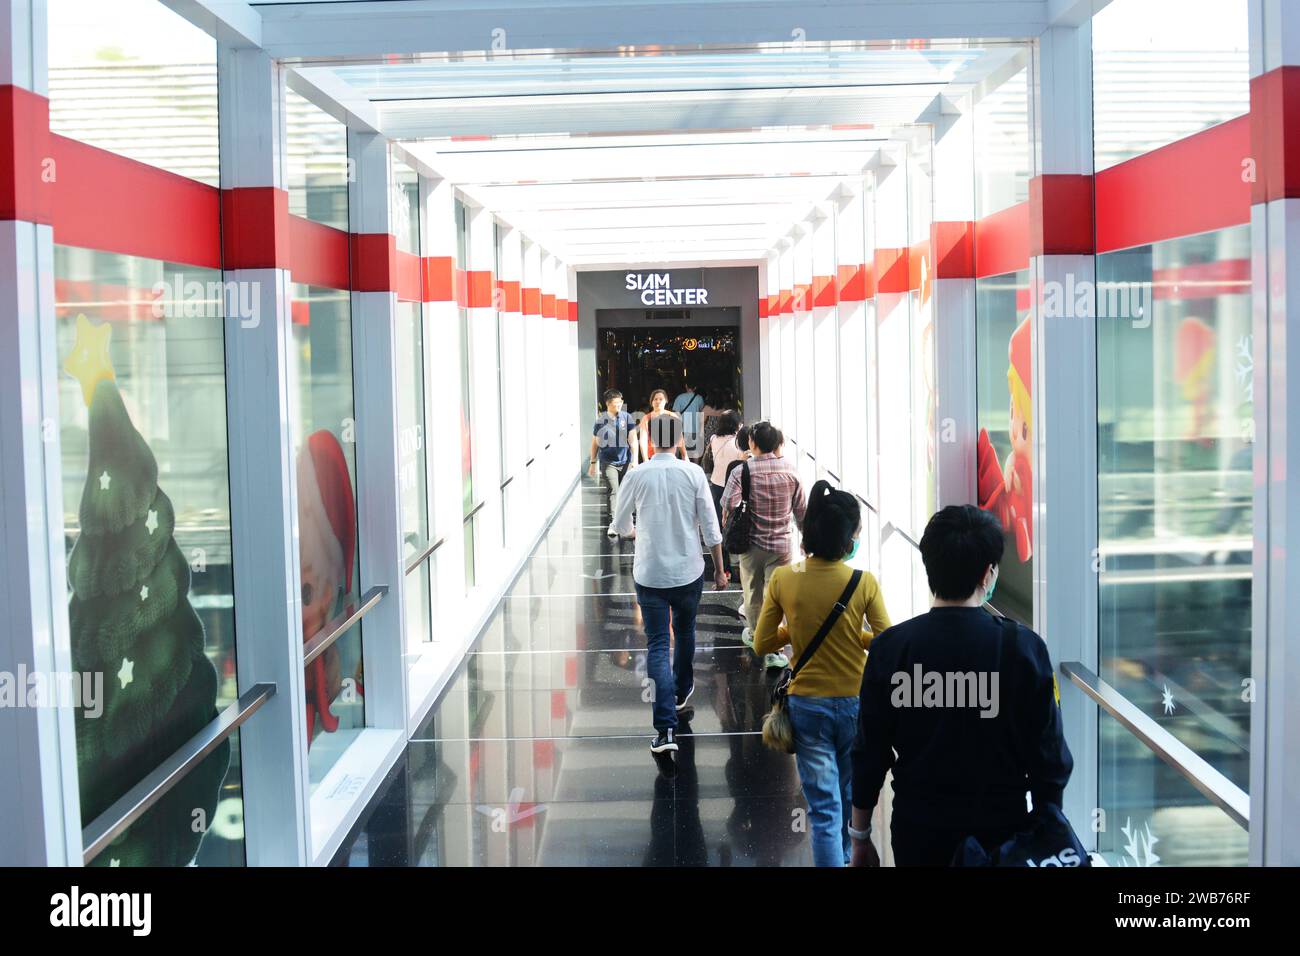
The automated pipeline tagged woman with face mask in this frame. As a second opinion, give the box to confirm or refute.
[752,479,891,866]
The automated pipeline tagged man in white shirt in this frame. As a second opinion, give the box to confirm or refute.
[612,412,729,763]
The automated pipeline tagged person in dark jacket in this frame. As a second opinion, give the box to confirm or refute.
[848,504,1073,867]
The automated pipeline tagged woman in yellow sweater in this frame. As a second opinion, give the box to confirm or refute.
[754,480,890,867]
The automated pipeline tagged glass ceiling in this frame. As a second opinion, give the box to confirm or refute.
[328,48,992,101]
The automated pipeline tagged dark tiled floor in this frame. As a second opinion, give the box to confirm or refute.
[334,481,811,866]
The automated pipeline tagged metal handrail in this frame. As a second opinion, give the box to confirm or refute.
[405,537,444,576]
[525,456,536,467]
[1061,661,1249,830]
[828,455,1247,827]
[82,682,276,864]
[463,500,487,522]
[500,475,515,490]
[303,585,387,667]
[851,491,881,516]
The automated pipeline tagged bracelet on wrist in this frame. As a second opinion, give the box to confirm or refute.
[847,824,871,842]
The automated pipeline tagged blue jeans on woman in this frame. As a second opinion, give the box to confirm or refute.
[788,693,860,867]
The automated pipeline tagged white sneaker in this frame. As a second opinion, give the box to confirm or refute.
[606,522,618,539]
[736,604,747,620]
[741,627,754,649]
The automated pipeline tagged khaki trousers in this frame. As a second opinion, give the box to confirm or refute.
[739,545,790,628]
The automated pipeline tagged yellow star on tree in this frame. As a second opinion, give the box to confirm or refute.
[63,314,115,407]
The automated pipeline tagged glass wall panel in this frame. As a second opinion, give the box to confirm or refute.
[396,299,431,653]
[1096,225,1252,800]
[286,88,349,231]
[290,283,365,787]
[455,198,477,589]
[48,0,219,186]
[908,139,937,552]
[975,270,1033,625]
[391,151,431,656]
[55,246,242,865]
[494,221,510,547]
[391,153,420,256]
[1093,0,1249,171]
[972,62,1029,219]
[1096,711,1248,866]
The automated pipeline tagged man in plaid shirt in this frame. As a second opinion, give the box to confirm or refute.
[721,421,806,667]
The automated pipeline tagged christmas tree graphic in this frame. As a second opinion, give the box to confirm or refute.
[63,314,229,866]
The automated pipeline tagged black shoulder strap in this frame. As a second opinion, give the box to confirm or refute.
[970,614,1021,815]
[739,459,751,505]
[792,569,863,678]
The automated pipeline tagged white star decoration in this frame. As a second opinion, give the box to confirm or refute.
[117,658,134,689]
[139,584,149,601]
[99,470,110,491]
[1161,684,1176,715]
[109,859,120,867]
[145,509,158,535]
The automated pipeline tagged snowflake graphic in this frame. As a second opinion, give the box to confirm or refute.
[1161,684,1176,715]
[1119,818,1161,867]
[1235,334,1253,404]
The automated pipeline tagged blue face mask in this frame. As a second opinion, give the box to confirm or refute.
[984,568,999,604]
[846,538,860,562]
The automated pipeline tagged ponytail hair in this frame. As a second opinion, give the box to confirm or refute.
[801,479,861,560]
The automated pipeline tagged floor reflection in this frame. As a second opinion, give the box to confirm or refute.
[333,481,812,866]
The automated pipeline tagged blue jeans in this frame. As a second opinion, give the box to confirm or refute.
[634,575,704,731]
[788,694,860,867]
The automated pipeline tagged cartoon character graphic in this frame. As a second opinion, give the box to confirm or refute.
[297,429,356,745]
[977,315,1033,563]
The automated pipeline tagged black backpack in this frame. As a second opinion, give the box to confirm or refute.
[723,460,753,553]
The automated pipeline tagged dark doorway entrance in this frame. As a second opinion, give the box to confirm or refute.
[596,325,742,417]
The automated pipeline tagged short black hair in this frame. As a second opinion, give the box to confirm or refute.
[735,424,751,452]
[648,411,683,451]
[750,421,783,454]
[602,388,623,403]
[715,411,741,437]
[801,480,860,560]
[919,505,1004,601]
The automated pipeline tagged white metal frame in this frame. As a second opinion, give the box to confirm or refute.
[1028,23,1099,846]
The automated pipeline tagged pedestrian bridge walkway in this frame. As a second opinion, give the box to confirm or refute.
[333,478,894,866]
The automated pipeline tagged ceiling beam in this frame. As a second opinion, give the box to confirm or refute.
[159,0,262,48]
[259,0,1048,60]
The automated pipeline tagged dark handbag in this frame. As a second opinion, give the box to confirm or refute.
[953,804,1090,867]
[701,435,716,476]
[951,616,1090,867]
[722,460,753,554]
[762,570,863,753]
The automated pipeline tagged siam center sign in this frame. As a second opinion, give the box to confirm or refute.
[625,271,710,305]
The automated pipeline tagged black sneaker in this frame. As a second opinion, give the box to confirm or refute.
[675,686,695,711]
[650,728,678,753]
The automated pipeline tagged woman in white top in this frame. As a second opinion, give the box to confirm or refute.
[708,411,746,573]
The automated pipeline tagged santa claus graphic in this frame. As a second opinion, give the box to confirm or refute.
[297,429,355,745]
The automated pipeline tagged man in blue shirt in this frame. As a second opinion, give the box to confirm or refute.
[589,388,639,537]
